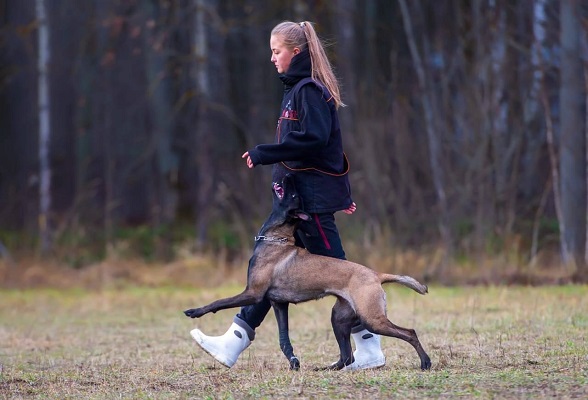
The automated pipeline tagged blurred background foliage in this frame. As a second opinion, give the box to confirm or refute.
[0,0,587,283]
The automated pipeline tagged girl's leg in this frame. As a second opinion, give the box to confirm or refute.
[296,212,346,259]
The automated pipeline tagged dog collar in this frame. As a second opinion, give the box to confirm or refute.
[254,235,288,243]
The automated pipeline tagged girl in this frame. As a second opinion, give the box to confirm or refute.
[189,21,384,370]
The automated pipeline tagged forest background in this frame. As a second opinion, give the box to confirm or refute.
[1,0,587,285]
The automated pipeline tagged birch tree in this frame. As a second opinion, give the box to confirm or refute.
[193,0,217,248]
[36,0,51,253]
[530,0,570,266]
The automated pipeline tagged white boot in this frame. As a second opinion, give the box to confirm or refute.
[190,322,252,368]
[344,329,385,370]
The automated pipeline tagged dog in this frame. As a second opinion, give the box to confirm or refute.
[185,174,431,371]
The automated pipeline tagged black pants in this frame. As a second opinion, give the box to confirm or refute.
[236,212,346,329]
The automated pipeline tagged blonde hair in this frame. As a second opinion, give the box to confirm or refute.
[271,21,345,108]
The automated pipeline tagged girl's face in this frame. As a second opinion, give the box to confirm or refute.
[270,35,300,74]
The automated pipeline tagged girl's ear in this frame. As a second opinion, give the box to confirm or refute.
[293,47,301,55]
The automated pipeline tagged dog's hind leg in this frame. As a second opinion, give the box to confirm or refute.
[364,315,431,371]
[318,298,358,370]
[271,301,300,370]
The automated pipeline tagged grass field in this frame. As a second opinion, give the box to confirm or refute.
[0,284,586,399]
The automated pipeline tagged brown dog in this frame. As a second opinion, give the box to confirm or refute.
[185,175,431,371]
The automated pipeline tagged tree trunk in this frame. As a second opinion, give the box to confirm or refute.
[145,1,179,230]
[334,0,357,133]
[531,0,570,266]
[559,0,586,279]
[585,62,588,272]
[36,0,52,254]
[193,0,215,249]
[397,0,452,270]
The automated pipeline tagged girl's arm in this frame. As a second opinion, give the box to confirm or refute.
[246,84,331,166]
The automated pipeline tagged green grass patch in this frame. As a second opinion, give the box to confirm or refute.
[0,285,586,398]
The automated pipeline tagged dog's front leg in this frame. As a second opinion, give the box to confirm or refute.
[184,289,261,318]
[271,301,300,370]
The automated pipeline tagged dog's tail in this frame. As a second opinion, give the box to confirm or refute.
[379,274,428,295]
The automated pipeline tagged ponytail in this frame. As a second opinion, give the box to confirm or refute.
[271,21,345,108]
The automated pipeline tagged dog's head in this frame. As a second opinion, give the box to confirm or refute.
[272,175,311,223]
[256,175,311,240]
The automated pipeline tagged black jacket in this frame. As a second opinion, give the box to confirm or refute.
[247,49,352,213]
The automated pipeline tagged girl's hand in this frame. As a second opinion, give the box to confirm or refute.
[342,202,357,215]
[242,151,254,169]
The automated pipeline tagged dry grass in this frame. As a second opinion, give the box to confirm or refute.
[1,283,586,399]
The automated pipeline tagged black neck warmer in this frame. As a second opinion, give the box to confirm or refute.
[279,49,312,88]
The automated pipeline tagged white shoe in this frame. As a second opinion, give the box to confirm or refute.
[343,329,385,370]
[190,322,251,368]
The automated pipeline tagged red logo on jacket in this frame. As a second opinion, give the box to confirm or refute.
[281,100,298,119]
[281,109,298,119]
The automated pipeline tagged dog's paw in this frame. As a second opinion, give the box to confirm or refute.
[421,356,432,371]
[184,308,205,318]
[314,360,344,371]
[289,356,300,371]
